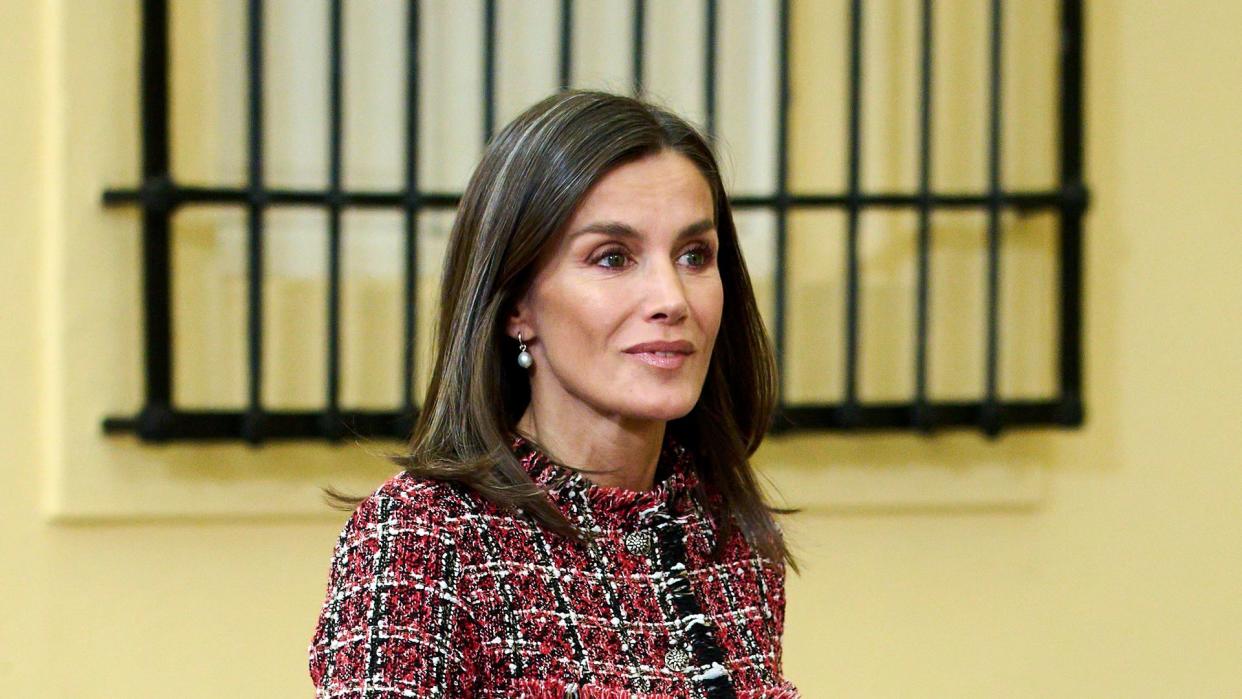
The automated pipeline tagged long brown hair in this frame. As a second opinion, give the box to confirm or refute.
[351,90,796,569]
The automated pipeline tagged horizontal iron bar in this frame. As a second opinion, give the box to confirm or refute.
[102,185,1086,212]
[103,399,1078,442]
[738,190,1083,210]
[103,186,462,208]
[773,398,1081,435]
[104,409,417,442]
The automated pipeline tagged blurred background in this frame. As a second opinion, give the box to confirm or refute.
[1,0,1240,696]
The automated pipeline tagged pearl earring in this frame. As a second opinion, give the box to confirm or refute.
[516,332,533,369]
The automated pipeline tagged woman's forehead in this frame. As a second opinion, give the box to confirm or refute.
[564,152,714,233]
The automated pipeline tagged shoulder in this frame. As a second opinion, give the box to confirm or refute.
[378,468,479,510]
[347,470,487,530]
[321,471,489,612]
[310,473,489,691]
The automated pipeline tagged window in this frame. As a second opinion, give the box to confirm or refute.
[103,0,1087,443]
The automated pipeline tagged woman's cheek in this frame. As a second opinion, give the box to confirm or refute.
[692,277,725,321]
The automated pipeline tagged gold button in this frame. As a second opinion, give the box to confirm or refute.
[664,647,692,672]
[623,530,654,557]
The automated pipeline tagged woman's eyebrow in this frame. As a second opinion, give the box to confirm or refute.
[569,218,715,242]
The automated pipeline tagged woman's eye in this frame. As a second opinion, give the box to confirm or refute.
[680,246,715,268]
[593,245,714,269]
[595,250,629,268]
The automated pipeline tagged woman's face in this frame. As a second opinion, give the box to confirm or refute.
[509,149,723,424]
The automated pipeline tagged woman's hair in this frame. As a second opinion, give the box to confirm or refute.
[354,89,795,569]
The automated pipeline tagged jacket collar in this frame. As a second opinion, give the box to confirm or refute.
[508,431,700,529]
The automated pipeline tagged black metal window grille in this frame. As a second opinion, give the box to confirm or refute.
[103,0,1087,443]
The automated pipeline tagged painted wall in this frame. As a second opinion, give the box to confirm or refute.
[2,1,1239,695]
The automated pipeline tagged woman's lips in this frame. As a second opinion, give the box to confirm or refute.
[628,350,689,369]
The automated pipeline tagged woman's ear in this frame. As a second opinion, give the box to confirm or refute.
[506,297,533,342]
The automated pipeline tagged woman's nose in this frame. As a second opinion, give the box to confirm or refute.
[644,259,690,323]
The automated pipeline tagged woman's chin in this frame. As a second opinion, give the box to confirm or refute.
[619,394,700,422]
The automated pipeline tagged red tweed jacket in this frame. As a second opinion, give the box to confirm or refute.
[308,434,799,698]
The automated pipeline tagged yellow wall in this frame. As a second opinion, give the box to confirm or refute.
[3,1,1240,696]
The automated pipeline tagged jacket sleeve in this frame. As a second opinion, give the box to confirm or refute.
[308,486,481,697]
[770,559,788,672]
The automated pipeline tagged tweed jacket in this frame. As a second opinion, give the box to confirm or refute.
[308,433,799,698]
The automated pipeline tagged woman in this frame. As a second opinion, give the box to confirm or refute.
[309,89,800,698]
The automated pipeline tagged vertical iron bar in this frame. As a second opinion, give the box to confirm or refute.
[632,0,645,96]
[913,0,934,431]
[773,0,790,410]
[244,0,266,443]
[704,0,718,141]
[1058,0,1085,424]
[982,0,1004,436]
[843,0,863,421]
[323,0,344,439]
[402,0,422,424]
[559,0,573,90]
[137,0,173,439]
[139,0,170,229]
[483,0,497,143]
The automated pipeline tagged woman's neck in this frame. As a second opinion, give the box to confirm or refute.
[515,405,665,491]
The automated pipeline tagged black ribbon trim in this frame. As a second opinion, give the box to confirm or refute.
[652,512,737,699]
